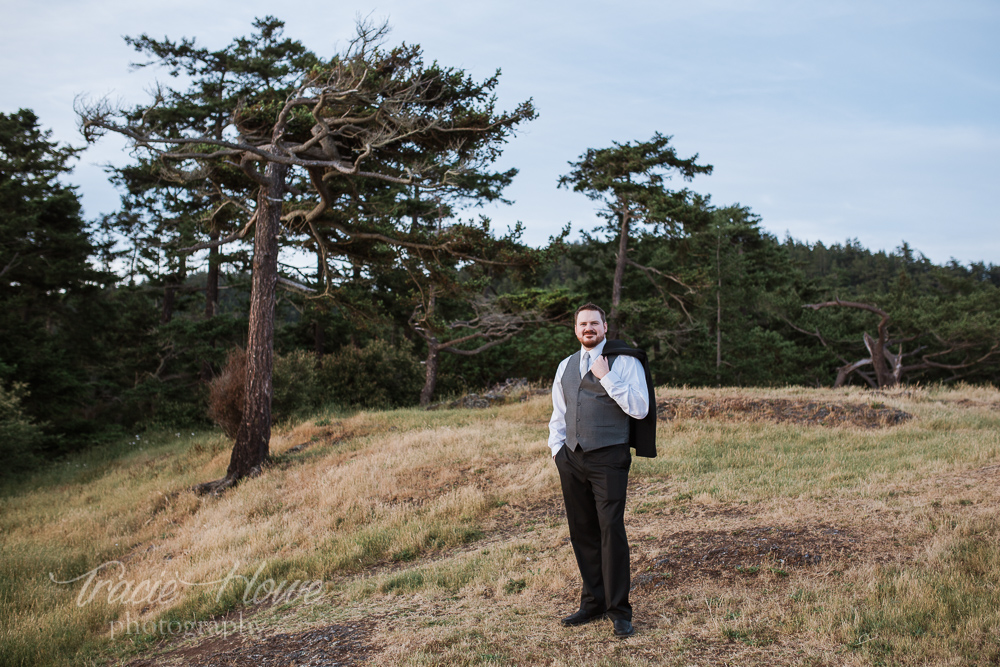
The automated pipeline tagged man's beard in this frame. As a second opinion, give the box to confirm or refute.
[578,330,605,349]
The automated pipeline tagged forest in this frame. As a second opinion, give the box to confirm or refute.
[3,17,999,482]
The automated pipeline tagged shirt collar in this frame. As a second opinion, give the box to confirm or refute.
[581,338,608,358]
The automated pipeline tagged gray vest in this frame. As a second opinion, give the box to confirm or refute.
[562,350,631,451]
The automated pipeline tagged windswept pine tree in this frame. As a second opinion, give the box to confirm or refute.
[558,133,713,338]
[78,17,536,491]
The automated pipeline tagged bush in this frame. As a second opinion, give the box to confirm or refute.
[318,339,423,409]
[207,348,246,438]
[116,376,210,430]
[271,349,321,421]
[207,341,421,437]
[209,348,326,436]
[0,381,45,478]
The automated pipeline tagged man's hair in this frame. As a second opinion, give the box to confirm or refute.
[574,303,606,323]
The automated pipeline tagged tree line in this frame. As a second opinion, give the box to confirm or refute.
[2,17,998,484]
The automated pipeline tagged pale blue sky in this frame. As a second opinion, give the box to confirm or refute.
[2,0,997,263]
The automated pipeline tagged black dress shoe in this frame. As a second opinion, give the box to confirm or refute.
[613,619,635,637]
[561,609,606,626]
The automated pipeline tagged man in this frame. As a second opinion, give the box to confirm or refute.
[549,303,655,638]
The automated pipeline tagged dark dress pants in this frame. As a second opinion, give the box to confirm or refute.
[555,442,632,621]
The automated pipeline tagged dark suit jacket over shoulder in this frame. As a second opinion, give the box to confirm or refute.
[602,339,657,458]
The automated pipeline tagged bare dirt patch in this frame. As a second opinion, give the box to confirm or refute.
[950,398,1000,410]
[633,525,853,589]
[126,619,378,667]
[482,494,565,543]
[657,396,912,428]
[629,497,928,595]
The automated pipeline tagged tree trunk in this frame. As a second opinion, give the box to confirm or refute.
[314,320,325,360]
[161,283,176,324]
[715,227,722,385]
[161,254,184,324]
[887,344,903,384]
[205,231,220,318]
[226,163,287,481]
[313,250,325,360]
[161,254,187,324]
[419,339,440,407]
[864,331,896,388]
[608,208,631,339]
[200,232,221,382]
[835,359,875,388]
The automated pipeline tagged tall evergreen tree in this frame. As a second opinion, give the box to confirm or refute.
[79,17,535,490]
[0,109,110,442]
[558,133,712,338]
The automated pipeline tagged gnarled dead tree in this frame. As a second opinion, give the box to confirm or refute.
[801,298,999,388]
[802,300,901,387]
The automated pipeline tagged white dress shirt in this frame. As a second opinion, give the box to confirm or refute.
[548,338,649,457]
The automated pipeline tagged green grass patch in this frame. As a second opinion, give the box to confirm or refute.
[839,516,1000,664]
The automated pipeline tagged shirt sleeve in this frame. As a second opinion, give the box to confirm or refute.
[547,357,569,457]
[598,355,649,420]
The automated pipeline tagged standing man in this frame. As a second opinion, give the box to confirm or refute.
[549,303,656,638]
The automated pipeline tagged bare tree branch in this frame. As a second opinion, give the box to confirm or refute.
[277,276,317,294]
[781,316,855,366]
[177,209,258,253]
[626,258,694,320]
[442,330,522,356]
[833,358,873,388]
[917,342,999,371]
[0,251,21,279]
[803,298,890,325]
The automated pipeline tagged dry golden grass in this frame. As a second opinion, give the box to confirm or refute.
[2,384,1000,665]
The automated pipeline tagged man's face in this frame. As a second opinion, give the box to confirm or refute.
[575,310,607,350]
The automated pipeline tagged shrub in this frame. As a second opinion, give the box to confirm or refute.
[318,339,423,409]
[271,349,321,421]
[117,376,210,430]
[209,348,326,436]
[208,341,421,436]
[0,381,45,478]
[207,348,246,438]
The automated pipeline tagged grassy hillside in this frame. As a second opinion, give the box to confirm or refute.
[2,385,1000,666]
